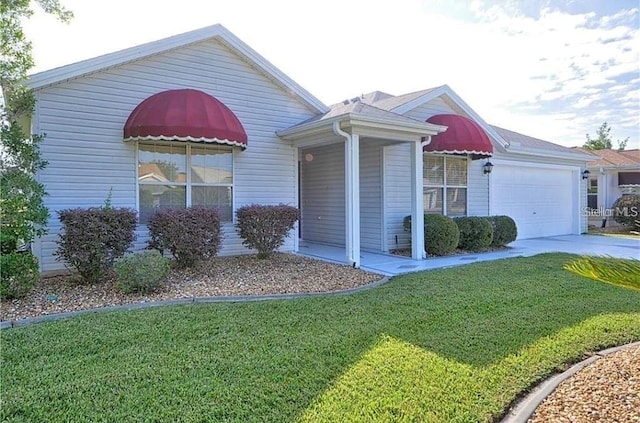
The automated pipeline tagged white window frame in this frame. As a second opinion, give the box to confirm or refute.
[136,141,234,223]
[423,154,469,217]
[587,177,598,210]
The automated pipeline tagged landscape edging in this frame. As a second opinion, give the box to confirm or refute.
[0,276,390,329]
[500,340,640,423]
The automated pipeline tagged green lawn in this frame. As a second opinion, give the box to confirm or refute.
[2,253,639,422]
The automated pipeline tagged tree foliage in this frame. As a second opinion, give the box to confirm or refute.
[583,121,629,151]
[1,1,72,251]
[1,1,72,297]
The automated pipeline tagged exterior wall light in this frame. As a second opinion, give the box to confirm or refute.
[483,161,494,175]
[582,169,591,180]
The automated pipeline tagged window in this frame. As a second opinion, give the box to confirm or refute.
[138,142,233,223]
[423,155,468,216]
[587,178,597,210]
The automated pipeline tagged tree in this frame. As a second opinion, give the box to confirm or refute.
[0,0,72,298]
[583,121,630,151]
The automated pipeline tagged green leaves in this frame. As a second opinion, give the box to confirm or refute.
[583,121,629,151]
[0,120,49,252]
[564,255,640,291]
[2,254,640,421]
[1,0,72,283]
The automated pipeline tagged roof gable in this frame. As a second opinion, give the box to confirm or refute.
[366,85,594,161]
[362,87,440,110]
[27,24,328,114]
[367,85,509,150]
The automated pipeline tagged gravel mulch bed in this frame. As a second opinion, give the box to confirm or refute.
[0,253,382,322]
[528,345,640,423]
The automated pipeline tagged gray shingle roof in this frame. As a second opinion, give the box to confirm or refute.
[295,99,428,126]
[367,86,443,110]
[490,125,581,154]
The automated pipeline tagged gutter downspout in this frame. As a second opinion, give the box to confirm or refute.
[333,121,360,268]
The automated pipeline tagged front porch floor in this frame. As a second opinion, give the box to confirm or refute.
[297,235,640,276]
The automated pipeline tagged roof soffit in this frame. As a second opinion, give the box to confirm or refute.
[278,111,447,143]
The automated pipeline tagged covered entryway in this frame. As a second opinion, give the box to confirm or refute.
[491,162,578,239]
[278,101,447,266]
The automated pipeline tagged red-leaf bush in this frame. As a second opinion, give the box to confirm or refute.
[235,204,298,259]
[147,207,222,268]
[56,208,137,284]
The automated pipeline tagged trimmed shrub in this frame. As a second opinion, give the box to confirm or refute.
[0,252,39,299]
[454,216,494,251]
[403,214,460,256]
[612,195,640,228]
[56,208,137,284]
[236,204,298,259]
[147,207,222,268]
[486,215,518,246]
[114,250,170,293]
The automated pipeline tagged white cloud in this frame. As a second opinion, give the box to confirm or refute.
[21,0,640,148]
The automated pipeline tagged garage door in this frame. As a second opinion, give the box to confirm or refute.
[491,164,576,239]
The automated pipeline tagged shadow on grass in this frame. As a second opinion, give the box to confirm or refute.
[2,254,639,422]
[299,313,640,422]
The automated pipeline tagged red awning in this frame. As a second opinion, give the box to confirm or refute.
[424,114,492,159]
[124,89,247,148]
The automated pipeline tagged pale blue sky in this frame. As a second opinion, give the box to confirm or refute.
[25,0,639,148]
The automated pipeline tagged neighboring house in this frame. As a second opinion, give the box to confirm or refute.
[573,148,640,227]
[27,24,593,273]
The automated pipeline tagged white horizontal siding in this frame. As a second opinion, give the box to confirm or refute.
[34,38,316,272]
[360,143,383,251]
[403,97,491,217]
[467,160,489,216]
[384,144,412,251]
[300,143,345,246]
[402,97,460,121]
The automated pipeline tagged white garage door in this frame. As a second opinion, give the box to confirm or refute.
[491,164,576,239]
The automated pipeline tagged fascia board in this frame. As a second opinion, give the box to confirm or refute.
[278,113,447,141]
[589,164,640,170]
[27,24,328,114]
[28,24,226,89]
[500,146,593,163]
[216,26,328,114]
[439,89,510,149]
[390,85,510,149]
[347,113,447,135]
[390,85,448,115]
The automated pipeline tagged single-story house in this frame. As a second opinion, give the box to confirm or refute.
[26,24,594,273]
[573,148,640,227]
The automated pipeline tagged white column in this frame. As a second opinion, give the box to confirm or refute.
[345,133,361,267]
[294,147,300,253]
[411,140,425,259]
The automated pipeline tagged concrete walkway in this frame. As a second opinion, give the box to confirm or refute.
[299,234,639,276]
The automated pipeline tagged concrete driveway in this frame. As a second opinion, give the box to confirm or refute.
[510,234,639,260]
[356,234,639,276]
